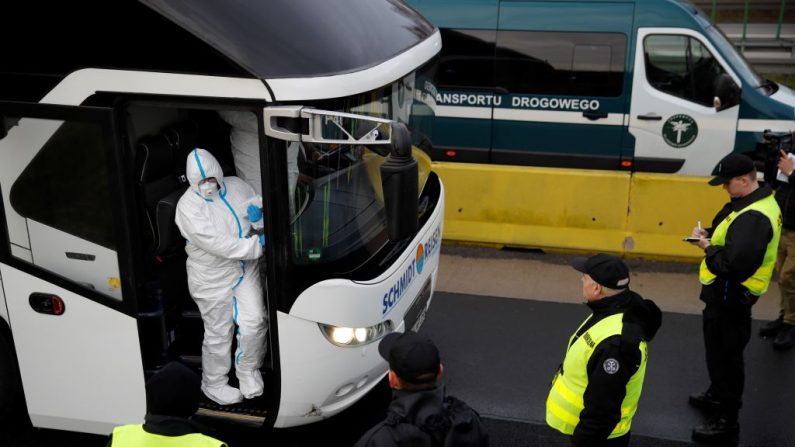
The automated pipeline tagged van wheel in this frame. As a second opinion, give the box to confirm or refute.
[0,330,24,423]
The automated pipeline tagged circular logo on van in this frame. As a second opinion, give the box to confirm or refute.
[662,114,698,148]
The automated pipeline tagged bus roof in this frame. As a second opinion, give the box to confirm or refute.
[1,0,437,102]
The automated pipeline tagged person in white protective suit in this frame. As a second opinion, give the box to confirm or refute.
[218,110,301,211]
[175,148,267,405]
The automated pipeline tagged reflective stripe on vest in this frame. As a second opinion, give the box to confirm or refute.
[699,194,782,296]
[111,424,226,447]
[545,313,647,438]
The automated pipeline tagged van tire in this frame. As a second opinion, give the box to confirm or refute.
[0,330,24,424]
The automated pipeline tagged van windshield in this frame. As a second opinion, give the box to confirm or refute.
[705,25,764,90]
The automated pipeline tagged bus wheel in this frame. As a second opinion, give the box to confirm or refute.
[0,330,24,424]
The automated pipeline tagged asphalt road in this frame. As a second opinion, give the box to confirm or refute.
[4,250,794,446]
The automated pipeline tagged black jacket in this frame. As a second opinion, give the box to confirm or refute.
[568,290,662,447]
[354,386,487,447]
[701,184,776,306]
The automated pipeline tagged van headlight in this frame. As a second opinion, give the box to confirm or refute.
[319,321,394,347]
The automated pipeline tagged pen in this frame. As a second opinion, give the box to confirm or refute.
[697,221,702,232]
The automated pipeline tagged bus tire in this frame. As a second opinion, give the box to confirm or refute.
[0,329,24,424]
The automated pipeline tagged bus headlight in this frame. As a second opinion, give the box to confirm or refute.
[319,321,394,347]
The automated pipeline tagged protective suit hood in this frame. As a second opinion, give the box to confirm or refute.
[186,148,225,193]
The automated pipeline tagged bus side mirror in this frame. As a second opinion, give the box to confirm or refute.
[714,73,740,111]
[380,122,418,241]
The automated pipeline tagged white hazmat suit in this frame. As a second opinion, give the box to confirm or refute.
[175,148,267,405]
[218,110,300,203]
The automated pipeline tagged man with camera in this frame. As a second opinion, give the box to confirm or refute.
[759,147,795,350]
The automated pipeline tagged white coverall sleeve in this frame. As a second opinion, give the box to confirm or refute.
[176,203,263,261]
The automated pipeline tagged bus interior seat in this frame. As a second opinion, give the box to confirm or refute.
[164,119,236,179]
[136,134,180,252]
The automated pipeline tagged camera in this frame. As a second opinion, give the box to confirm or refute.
[756,129,795,183]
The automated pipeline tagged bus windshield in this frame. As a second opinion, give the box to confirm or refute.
[288,60,437,270]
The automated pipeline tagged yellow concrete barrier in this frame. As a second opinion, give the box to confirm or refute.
[433,162,729,261]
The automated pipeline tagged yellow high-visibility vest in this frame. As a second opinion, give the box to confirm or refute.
[546,313,647,438]
[699,194,782,296]
[110,424,226,447]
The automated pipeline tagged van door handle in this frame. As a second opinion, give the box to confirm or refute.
[583,111,608,120]
[637,114,663,121]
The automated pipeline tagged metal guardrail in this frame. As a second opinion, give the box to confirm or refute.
[692,0,789,39]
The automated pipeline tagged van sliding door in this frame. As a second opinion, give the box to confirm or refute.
[493,1,633,170]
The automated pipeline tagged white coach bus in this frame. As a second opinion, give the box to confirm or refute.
[0,0,442,433]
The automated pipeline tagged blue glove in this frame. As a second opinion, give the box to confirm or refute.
[247,204,263,222]
[259,233,266,247]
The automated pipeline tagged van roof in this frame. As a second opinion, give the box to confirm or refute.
[408,0,708,30]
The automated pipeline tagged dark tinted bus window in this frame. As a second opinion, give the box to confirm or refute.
[11,121,116,249]
[495,31,626,96]
[438,28,496,90]
[645,35,726,107]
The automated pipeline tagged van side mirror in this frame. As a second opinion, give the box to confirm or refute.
[714,73,740,111]
[380,123,418,241]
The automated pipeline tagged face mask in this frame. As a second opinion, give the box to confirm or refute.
[199,181,218,198]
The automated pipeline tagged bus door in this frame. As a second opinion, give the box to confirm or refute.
[0,102,144,434]
[629,28,741,175]
[491,1,632,169]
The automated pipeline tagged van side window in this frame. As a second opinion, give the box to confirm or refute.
[495,31,626,97]
[438,28,496,90]
[644,35,726,107]
[10,121,116,250]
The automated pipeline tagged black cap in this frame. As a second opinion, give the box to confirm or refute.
[145,361,201,418]
[378,330,440,384]
[572,253,630,289]
[708,153,755,186]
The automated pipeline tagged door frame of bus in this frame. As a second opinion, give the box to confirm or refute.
[0,100,139,318]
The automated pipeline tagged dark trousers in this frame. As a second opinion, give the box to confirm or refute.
[702,302,752,421]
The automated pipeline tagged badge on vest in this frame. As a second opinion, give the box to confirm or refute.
[603,358,620,374]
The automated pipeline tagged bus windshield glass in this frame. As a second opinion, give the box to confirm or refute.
[287,60,437,270]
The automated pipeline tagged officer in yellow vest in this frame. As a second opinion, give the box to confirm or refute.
[107,361,226,447]
[546,254,662,447]
[688,153,781,445]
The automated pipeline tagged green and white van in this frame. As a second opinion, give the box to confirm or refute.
[407,0,793,259]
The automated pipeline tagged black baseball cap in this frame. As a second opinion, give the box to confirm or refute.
[378,330,441,384]
[572,253,630,289]
[708,153,755,186]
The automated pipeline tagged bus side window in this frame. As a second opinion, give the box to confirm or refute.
[644,35,726,108]
[5,119,121,299]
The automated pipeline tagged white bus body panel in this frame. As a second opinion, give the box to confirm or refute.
[274,181,445,427]
[630,28,741,175]
[0,264,145,434]
[40,69,272,106]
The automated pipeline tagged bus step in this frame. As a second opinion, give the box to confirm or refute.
[196,399,268,428]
